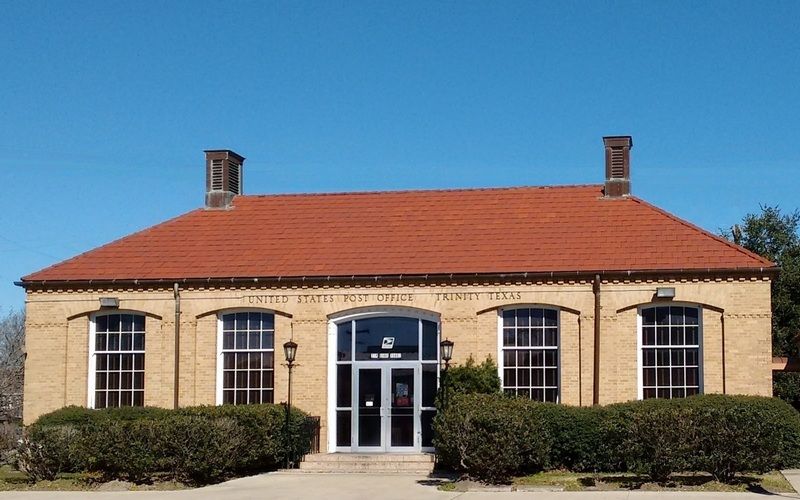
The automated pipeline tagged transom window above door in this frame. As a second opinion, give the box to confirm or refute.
[337,316,438,362]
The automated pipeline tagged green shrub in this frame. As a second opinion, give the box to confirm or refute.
[683,395,800,482]
[774,372,800,410]
[443,356,501,396]
[602,399,695,482]
[532,403,607,472]
[434,393,800,484]
[434,393,551,483]
[16,425,82,481]
[20,403,314,485]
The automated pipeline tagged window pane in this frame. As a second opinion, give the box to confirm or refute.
[503,310,515,327]
[337,322,352,361]
[354,317,419,361]
[133,315,145,332]
[262,371,274,389]
[504,369,516,386]
[108,314,121,332]
[337,364,352,407]
[121,314,133,332]
[544,309,558,327]
[685,327,699,346]
[248,312,261,331]
[261,331,274,350]
[96,315,108,333]
[248,331,260,350]
[96,392,107,408]
[504,350,516,367]
[95,333,107,351]
[133,333,144,351]
[670,307,685,325]
[544,328,557,347]
[518,368,530,386]
[336,410,352,447]
[518,350,530,367]
[643,327,655,346]
[223,371,234,389]
[222,314,235,331]
[422,364,437,407]
[642,308,655,325]
[530,309,543,327]
[656,308,669,325]
[656,327,669,346]
[235,312,248,330]
[670,327,683,346]
[422,320,437,360]
[517,329,530,347]
[503,328,515,347]
[685,308,699,325]
[223,332,234,350]
[643,368,655,386]
[516,309,530,327]
[121,332,132,351]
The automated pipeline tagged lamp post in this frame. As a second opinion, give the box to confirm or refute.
[283,340,297,468]
[440,339,454,410]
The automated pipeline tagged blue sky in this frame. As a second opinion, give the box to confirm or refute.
[1,1,799,309]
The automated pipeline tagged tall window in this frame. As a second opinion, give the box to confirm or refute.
[91,313,145,408]
[218,311,275,405]
[640,305,701,399]
[500,308,559,402]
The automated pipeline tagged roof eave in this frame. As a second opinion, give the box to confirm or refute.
[15,266,779,289]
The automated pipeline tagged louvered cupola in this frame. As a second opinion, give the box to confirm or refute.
[204,149,245,209]
[603,136,632,198]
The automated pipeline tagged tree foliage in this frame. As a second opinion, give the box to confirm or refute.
[0,309,25,420]
[723,206,800,356]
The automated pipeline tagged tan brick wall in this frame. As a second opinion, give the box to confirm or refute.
[23,277,773,436]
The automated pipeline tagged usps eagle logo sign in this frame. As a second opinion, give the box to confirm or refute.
[381,337,395,349]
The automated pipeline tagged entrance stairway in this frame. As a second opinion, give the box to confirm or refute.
[297,453,435,474]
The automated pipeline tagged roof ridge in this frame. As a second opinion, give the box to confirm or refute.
[21,208,204,281]
[235,183,603,199]
[629,196,776,268]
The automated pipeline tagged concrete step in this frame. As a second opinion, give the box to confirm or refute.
[298,453,435,474]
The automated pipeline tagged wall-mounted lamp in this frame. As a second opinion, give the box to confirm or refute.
[656,287,676,299]
[99,297,120,308]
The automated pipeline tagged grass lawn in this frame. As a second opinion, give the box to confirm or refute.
[512,470,795,493]
[0,465,186,491]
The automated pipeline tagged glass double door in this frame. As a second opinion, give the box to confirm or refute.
[356,364,418,452]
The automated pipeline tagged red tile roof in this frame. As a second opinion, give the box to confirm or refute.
[22,185,774,283]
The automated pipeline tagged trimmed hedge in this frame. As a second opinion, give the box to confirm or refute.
[18,404,313,484]
[434,393,800,483]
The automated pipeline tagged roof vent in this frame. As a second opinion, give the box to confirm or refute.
[603,136,632,198]
[204,150,245,209]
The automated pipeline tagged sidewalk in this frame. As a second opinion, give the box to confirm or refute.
[0,472,798,500]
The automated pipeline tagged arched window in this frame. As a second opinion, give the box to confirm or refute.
[89,313,145,408]
[217,311,275,405]
[499,307,559,402]
[639,305,702,399]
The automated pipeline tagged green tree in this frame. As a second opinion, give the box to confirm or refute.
[723,206,800,356]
